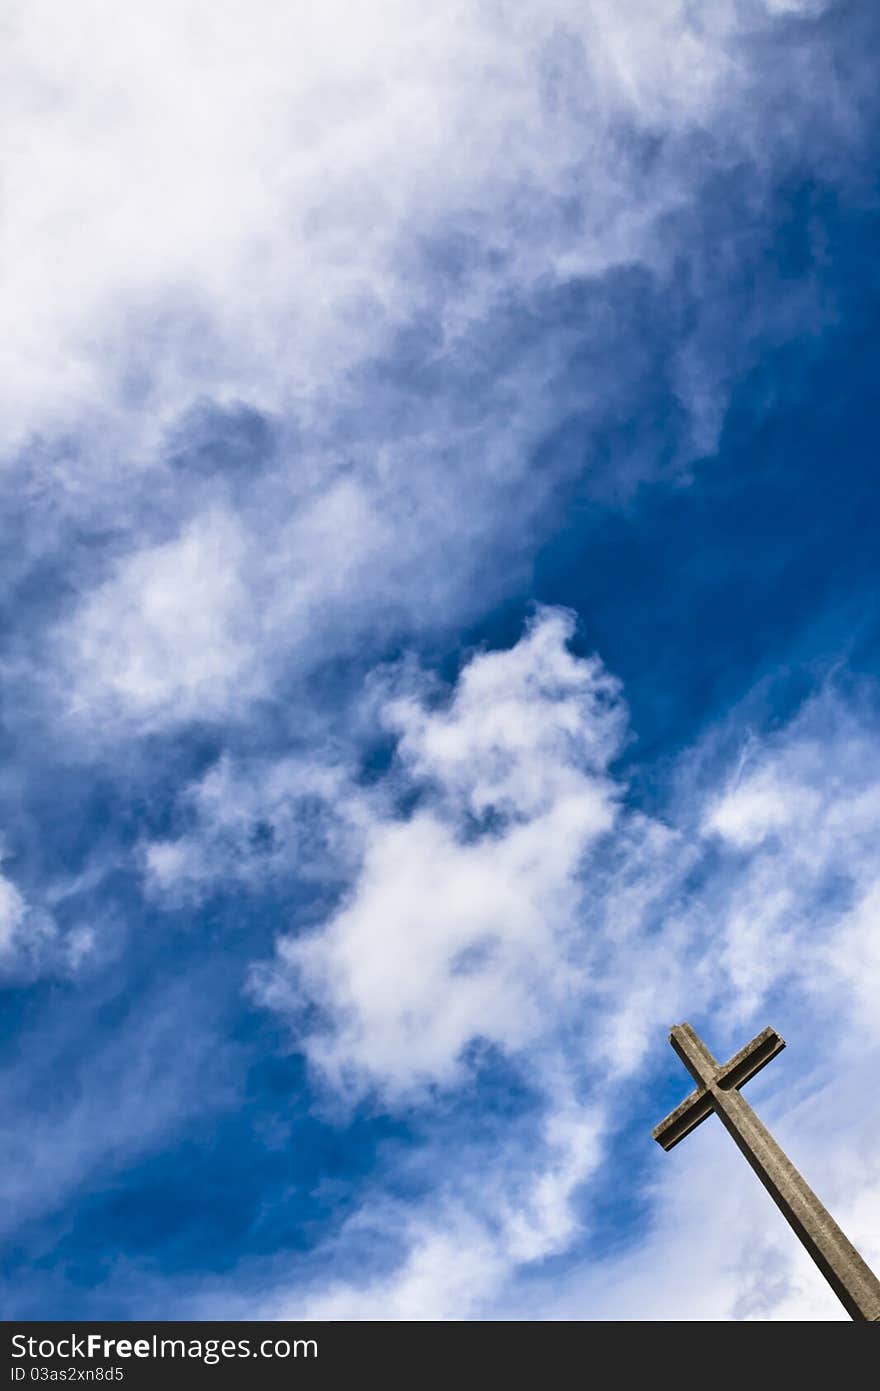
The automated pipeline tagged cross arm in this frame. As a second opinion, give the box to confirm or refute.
[714,1025,785,1091]
[670,1021,719,1086]
[652,1085,714,1151]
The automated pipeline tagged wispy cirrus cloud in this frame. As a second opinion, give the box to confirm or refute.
[3,0,845,451]
[4,0,873,751]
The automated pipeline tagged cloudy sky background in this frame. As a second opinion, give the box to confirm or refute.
[2,0,879,1319]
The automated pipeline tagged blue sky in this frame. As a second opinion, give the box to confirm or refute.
[2,0,880,1320]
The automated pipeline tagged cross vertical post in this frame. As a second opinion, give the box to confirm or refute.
[653,1022,880,1321]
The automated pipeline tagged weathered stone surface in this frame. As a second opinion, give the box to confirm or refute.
[654,1021,880,1321]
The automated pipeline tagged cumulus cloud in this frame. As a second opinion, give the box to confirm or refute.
[249,609,625,1099]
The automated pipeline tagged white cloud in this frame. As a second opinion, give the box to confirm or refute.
[251,609,626,1100]
[704,767,818,849]
[695,697,880,1029]
[0,870,27,954]
[143,752,361,902]
[59,469,409,731]
[1,0,784,451]
[67,507,256,724]
[268,1103,604,1320]
[4,0,862,739]
[824,879,880,1038]
[0,851,89,980]
[385,607,624,821]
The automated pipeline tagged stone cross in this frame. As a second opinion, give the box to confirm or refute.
[653,1022,880,1320]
